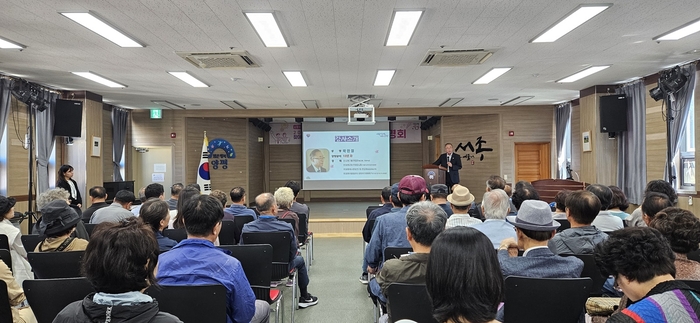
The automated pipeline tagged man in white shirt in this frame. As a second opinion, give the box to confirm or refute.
[587,184,624,232]
[471,189,516,248]
[445,185,481,228]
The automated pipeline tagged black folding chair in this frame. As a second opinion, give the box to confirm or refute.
[233,215,255,243]
[366,206,381,218]
[297,213,312,266]
[83,223,97,237]
[384,247,412,262]
[163,228,188,242]
[555,219,571,232]
[562,254,608,296]
[27,251,85,279]
[219,244,284,323]
[23,277,94,323]
[0,281,12,323]
[688,250,700,263]
[146,284,227,323]
[219,220,236,245]
[0,234,8,250]
[386,283,438,323]
[21,234,43,253]
[0,249,11,271]
[504,276,591,323]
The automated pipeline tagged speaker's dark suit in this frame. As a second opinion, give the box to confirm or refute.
[306,165,327,172]
[432,153,462,187]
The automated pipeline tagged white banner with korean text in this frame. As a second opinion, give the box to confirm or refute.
[269,123,302,145]
[390,122,421,143]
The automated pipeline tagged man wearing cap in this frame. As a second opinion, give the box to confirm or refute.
[445,185,481,228]
[36,200,89,252]
[360,184,403,284]
[430,184,453,217]
[470,189,517,249]
[90,190,136,224]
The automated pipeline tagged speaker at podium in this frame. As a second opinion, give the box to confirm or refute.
[422,164,445,188]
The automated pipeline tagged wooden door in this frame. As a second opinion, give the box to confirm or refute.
[434,135,441,162]
[515,142,551,182]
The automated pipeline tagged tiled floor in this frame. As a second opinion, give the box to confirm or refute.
[305,202,381,219]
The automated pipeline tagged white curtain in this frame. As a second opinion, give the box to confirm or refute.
[35,91,59,194]
[555,103,571,179]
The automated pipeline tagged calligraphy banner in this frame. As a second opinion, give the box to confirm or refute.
[389,122,421,143]
[269,123,302,145]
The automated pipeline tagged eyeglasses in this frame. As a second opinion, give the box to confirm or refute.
[312,156,325,160]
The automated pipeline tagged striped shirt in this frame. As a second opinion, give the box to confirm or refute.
[445,213,482,229]
[608,280,700,323]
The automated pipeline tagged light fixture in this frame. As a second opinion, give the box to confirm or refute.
[654,17,700,41]
[60,12,143,47]
[556,65,610,83]
[151,100,185,110]
[245,12,288,47]
[168,71,209,87]
[385,11,423,46]
[439,98,464,107]
[302,100,319,109]
[530,4,611,43]
[500,96,534,106]
[72,72,127,88]
[374,70,396,86]
[221,100,248,109]
[0,36,25,49]
[473,68,512,84]
[283,71,307,87]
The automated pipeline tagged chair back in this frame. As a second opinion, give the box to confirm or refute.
[27,251,85,279]
[366,205,381,218]
[504,276,591,323]
[241,232,292,281]
[367,219,376,236]
[384,247,412,262]
[555,219,571,232]
[163,228,188,242]
[218,244,274,301]
[21,234,43,253]
[23,277,94,323]
[0,249,11,271]
[219,220,236,245]
[146,284,227,323]
[680,280,700,291]
[0,281,13,323]
[297,213,309,243]
[0,234,8,250]
[561,254,608,296]
[386,283,438,323]
[688,250,700,263]
[248,207,260,215]
[83,223,97,237]
[233,216,255,243]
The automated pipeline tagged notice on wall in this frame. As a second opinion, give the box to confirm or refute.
[152,173,165,183]
[154,164,167,172]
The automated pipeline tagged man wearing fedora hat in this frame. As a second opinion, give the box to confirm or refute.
[445,185,481,229]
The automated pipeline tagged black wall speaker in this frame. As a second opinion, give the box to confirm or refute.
[599,94,628,133]
[53,99,83,137]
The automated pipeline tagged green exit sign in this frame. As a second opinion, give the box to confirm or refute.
[150,109,162,119]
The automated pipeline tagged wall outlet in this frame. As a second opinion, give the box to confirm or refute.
[689,196,693,206]
[504,174,508,181]
[23,134,29,149]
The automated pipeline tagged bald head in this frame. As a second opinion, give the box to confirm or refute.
[255,193,277,215]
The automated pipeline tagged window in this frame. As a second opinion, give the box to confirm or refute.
[0,127,7,196]
[119,145,125,180]
[678,93,695,190]
[558,114,572,179]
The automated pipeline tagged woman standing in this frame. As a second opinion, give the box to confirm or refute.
[56,165,82,209]
[0,196,33,284]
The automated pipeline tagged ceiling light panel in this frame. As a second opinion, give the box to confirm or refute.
[439,98,464,107]
[531,4,611,43]
[168,71,209,87]
[152,100,185,110]
[556,65,610,83]
[374,70,396,86]
[302,100,319,109]
[60,12,143,47]
[473,68,512,84]
[221,100,247,109]
[283,71,307,87]
[245,12,288,47]
[385,11,423,46]
[654,18,700,41]
[71,72,126,88]
[0,36,25,49]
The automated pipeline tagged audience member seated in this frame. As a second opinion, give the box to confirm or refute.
[649,208,700,280]
[210,189,228,209]
[0,196,33,284]
[54,218,182,323]
[641,192,674,226]
[549,190,607,255]
[90,190,136,224]
[430,184,453,217]
[130,187,147,216]
[185,183,201,192]
[284,180,310,217]
[140,199,177,252]
[504,184,517,215]
[511,181,540,211]
[470,189,516,249]
[81,186,109,223]
[224,187,257,221]
[426,227,503,323]
[626,180,678,227]
[171,187,201,229]
[34,188,89,240]
[369,201,447,320]
[607,186,629,220]
[366,175,427,276]
[273,187,300,237]
[1,260,36,323]
[445,185,480,228]
[595,227,700,323]
[166,183,183,210]
[470,175,507,220]
[587,184,624,232]
[360,184,400,284]
[552,190,570,220]
[158,195,270,322]
[241,193,318,309]
[35,200,89,252]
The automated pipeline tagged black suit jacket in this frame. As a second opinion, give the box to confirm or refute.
[433,153,462,184]
[56,178,82,206]
[306,165,327,172]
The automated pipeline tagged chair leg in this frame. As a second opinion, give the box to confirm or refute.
[310,234,314,261]
[278,293,283,323]
[306,244,311,272]
[291,271,298,323]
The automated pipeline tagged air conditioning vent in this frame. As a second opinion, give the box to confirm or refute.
[420,49,494,67]
[176,51,260,68]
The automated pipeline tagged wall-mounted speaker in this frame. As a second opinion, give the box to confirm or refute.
[599,94,628,133]
[53,99,83,137]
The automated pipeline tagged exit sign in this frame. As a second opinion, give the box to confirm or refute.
[150,109,162,119]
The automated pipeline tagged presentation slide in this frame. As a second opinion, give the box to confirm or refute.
[302,122,390,190]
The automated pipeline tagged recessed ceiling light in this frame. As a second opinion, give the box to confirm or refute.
[283,71,307,87]
[245,12,288,47]
[221,100,247,109]
[473,67,512,84]
[152,100,185,110]
[385,11,423,46]
[302,100,319,109]
[71,72,127,88]
[654,17,700,41]
[530,4,611,43]
[60,12,143,47]
[439,98,464,107]
[374,70,396,86]
[500,96,534,106]
[0,36,25,49]
[168,71,209,87]
[556,65,610,83]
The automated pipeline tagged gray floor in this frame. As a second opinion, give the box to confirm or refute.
[278,237,374,323]
[305,202,380,219]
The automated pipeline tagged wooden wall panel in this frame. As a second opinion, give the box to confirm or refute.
[7,97,30,197]
[501,106,555,181]
[571,103,581,177]
[269,144,301,191]
[390,143,423,183]
[84,98,103,197]
[579,95,597,184]
[102,107,113,182]
[645,83,667,181]
[247,123,264,200]
[130,110,186,184]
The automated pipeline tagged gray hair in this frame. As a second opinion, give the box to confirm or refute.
[482,189,510,220]
[274,187,295,209]
[406,201,448,246]
[37,188,70,210]
[255,193,276,213]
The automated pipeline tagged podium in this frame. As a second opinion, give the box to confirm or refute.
[422,165,445,188]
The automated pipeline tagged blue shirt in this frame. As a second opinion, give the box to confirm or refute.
[155,231,177,252]
[240,215,297,263]
[224,204,258,221]
[470,219,517,249]
[365,206,411,269]
[157,239,256,323]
